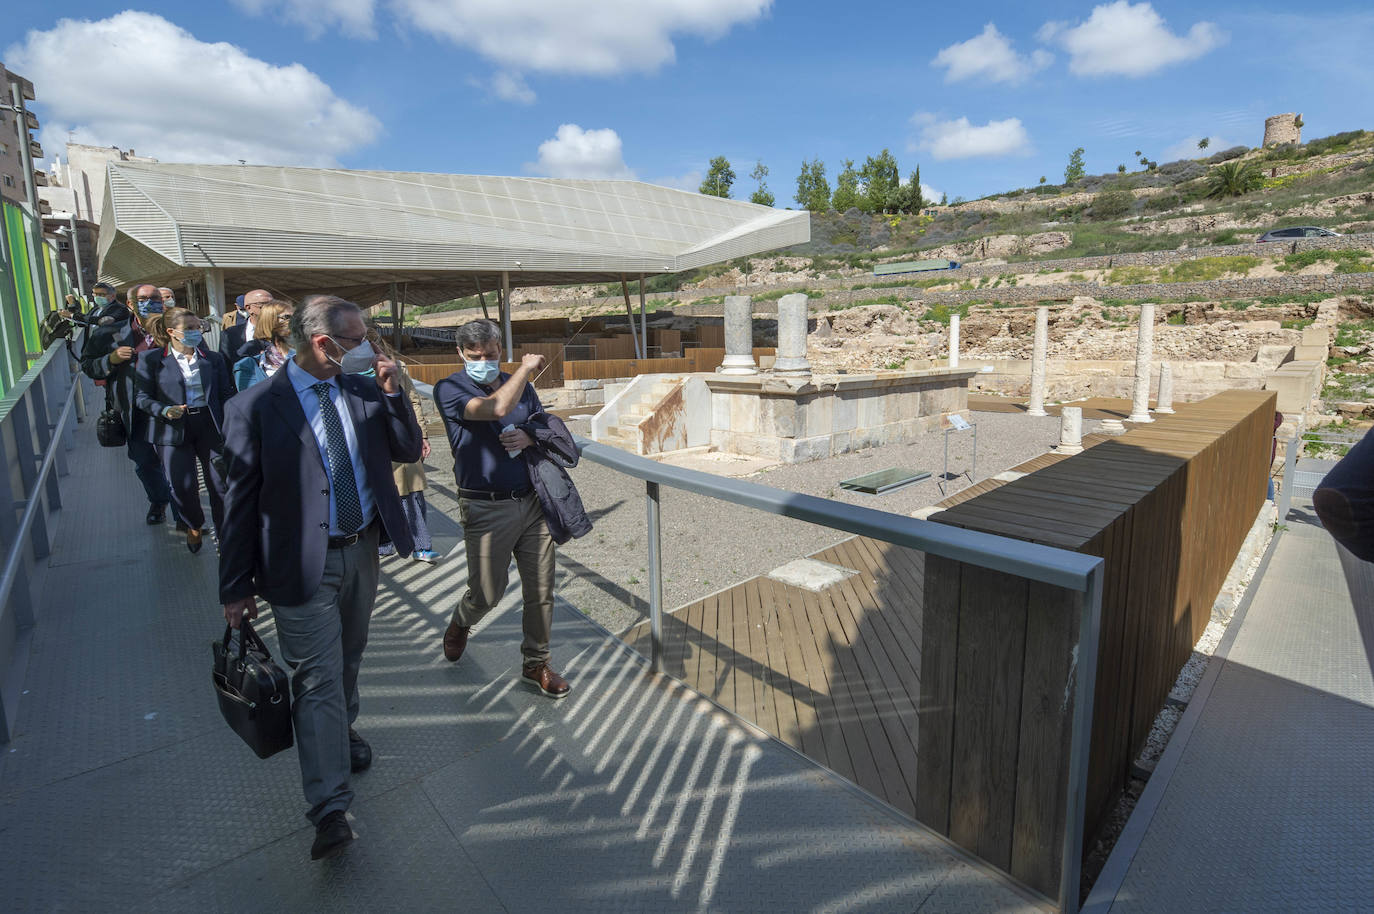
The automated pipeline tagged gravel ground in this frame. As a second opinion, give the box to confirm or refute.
[421,409,1097,635]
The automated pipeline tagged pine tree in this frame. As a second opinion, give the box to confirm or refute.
[699,156,735,198]
[748,160,774,207]
[1064,147,1086,184]
[831,159,862,212]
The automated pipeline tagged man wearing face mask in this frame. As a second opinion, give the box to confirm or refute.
[432,319,571,700]
[220,288,271,373]
[218,294,422,861]
[80,282,175,524]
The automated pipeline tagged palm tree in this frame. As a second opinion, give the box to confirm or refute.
[1205,161,1264,198]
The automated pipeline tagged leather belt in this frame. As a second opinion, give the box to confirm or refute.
[184,406,207,414]
[459,487,532,501]
[327,520,375,549]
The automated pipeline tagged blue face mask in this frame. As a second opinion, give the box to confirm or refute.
[137,298,163,317]
[179,329,203,348]
[464,359,500,385]
[94,295,110,307]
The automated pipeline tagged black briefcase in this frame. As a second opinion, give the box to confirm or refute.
[212,619,294,759]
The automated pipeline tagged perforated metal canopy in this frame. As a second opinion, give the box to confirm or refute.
[96,163,809,306]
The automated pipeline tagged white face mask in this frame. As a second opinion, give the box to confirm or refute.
[328,337,376,374]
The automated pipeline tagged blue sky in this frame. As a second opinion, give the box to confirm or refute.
[6,1,1372,203]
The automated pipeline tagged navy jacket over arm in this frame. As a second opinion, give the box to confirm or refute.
[133,347,234,445]
[217,366,423,606]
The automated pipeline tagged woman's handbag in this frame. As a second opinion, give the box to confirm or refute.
[211,619,294,759]
[95,386,126,448]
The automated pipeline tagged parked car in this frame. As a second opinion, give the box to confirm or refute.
[1257,226,1343,242]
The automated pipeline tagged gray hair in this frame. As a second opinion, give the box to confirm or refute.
[289,294,362,350]
[455,319,501,350]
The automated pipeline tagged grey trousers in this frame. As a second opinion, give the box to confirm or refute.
[452,493,555,666]
[271,524,380,825]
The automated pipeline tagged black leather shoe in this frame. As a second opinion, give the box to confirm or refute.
[349,728,372,773]
[186,528,203,554]
[145,503,166,525]
[310,810,353,860]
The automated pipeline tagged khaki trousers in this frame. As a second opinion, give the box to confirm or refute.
[452,493,554,666]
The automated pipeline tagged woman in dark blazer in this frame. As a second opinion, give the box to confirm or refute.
[135,308,234,553]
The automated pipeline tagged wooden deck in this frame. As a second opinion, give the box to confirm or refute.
[624,534,928,818]
[622,433,1110,824]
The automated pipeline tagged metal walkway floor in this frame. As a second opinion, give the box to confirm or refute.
[1085,504,1374,912]
[0,413,1041,912]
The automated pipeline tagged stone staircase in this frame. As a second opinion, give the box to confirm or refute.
[599,376,684,454]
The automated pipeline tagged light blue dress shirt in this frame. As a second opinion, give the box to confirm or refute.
[286,359,376,536]
[170,348,208,408]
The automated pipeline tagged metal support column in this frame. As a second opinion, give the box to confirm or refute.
[645,480,664,673]
[474,274,490,321]
[67,214,86,299]
[388,281,401,352]
[639,274,648,359]
[501,270,513,361]
[204,269,226,321]
[620,278,640,359]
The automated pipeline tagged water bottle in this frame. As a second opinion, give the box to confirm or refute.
[502,424,521,458]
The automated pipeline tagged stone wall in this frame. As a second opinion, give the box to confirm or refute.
[960,358,1269,402]
[677,270,1374,318]
[704,368,973,463]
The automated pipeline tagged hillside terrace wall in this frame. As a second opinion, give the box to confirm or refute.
[676,270,1374,317]
[412,233,1368,325]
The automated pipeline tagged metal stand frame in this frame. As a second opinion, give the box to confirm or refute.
[940,422,977,495]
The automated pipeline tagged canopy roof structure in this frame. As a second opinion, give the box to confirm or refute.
[96,163,810,307]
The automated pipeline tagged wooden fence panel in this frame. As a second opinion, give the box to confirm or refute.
[921,389,1275,904]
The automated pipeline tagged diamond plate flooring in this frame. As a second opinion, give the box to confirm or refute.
[1088,507,1374,912]
[0,411,1040,913]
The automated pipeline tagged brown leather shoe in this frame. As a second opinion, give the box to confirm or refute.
[442,622,471,662]
[521,662,571,699]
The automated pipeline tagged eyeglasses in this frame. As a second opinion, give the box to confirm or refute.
[329,334,365,345]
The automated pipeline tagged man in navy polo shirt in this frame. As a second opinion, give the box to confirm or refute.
[433,319,570,698]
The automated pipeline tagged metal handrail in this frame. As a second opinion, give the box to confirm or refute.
[0,365,77,615]
[413,380,1103,913]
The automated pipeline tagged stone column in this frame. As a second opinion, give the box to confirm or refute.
[720,295,758,374]
[949,314,960,368]
[1027,305,1049,417]
[1128,303,1155,423]
[773,293,812,377]
[204,268,226,320]
[1058,406,1084,455]
[1155,361,1175,414]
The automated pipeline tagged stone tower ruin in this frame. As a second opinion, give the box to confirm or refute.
[1263,113,1303,147]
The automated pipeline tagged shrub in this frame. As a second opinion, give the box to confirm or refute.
[1091,186,1134,220]
[1164,256,1262,282]
[1205,145,1249,164]
[1205,161,1264,198]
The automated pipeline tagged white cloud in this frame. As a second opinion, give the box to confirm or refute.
[911,115,1032,161]
[6,12,379,167]
[269,0,779,76]
[651,170,703,192]
[231,0,377,38]
[467,71,536,104]
[932,23,1052,85]
[1041,2,1225,77]
[527,124,635,179]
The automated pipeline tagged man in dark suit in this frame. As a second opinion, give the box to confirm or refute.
[79,282,174,523]
[219,294,422,861]
[219,288,271,370]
